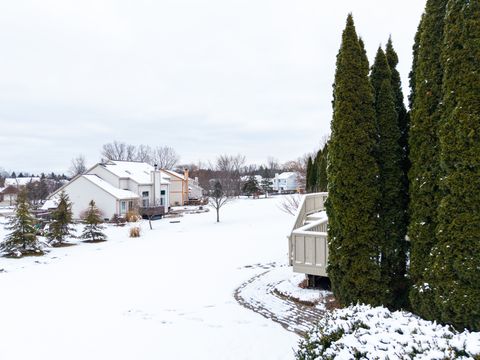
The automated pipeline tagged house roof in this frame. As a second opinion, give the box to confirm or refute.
[83,175,139,200]
[4,177,40,187]
[277,172,297,180]
[161,169,185,180]
[100,161,170,185]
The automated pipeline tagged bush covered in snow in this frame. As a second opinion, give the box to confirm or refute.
[296,304,480,360]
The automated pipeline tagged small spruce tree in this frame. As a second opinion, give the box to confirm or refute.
[81,200,107,243]
[47,191,75,246]
[1,189,43,257]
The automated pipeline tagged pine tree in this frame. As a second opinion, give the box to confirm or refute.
[81,200,107,243]
[242,176,260,197]
[370,47,408,309]
[326,14,385,307]
[47,191,75,246]
[1,189,43,257]
[408,0,447,319]
[428,0,480,331]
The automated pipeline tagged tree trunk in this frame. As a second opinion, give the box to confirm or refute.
[216,208,220,222]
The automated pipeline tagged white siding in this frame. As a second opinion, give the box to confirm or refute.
[60,176,118,219]
[88,166,121,188]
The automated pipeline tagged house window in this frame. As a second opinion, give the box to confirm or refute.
[120,201,127,214]
[142,191,149,198]
[142,199,149,207]
[128,200,134,210]
[160,190,165,195]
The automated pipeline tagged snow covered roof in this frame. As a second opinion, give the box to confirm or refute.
[4,177,40,187]
[83,175,139,199]
[161,169,184,180]
[277,172,297,179]
[41,198,59,210]
[241,175,263,182]
[100,161,169,185]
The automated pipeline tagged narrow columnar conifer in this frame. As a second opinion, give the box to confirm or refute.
[386,39,410,240]
[316,143,328,192]
[326,14,385,307]
[370,48,407,309]
[408,0,447,319]
[429,0,480,331]
[306,156,314,192]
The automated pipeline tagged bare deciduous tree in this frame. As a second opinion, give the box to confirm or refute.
[278,194,302,216]
[151,146,179,169]
[69,155,87,177]
[135,145,152,163]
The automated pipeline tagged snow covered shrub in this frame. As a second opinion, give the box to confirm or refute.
[295,304,480,360]
[129,226,140,238]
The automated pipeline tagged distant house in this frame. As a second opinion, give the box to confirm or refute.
[47,161,170,219]
[272,172,299,193]
[160,169,203,206]
[0,177,40,205]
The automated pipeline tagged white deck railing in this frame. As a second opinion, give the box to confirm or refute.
[288,192,329,277]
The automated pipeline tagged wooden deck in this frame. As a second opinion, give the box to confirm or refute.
[288,192,329,277]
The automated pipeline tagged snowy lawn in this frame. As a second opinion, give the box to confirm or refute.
[0,196,299,360]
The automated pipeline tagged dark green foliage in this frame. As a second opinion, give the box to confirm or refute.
[306,156,315,192]
[408,0,447,318]
[315,143,328,192]
[81,200,107,242]
[326,14,385,307]
[386,38,410,234]
[47,191,75,246]
[306,143,328,193]
[242,175,260,196]
[1,190,43,257]
[370,47,408,309]
[429,0,480,331]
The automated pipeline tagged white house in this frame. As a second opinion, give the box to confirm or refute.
[272,172,299,193]
[159,169,204,206]
[48,161,170,219]
[1,177,40,205]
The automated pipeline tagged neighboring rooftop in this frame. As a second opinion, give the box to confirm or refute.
[276,172,297,179]
[4,177,40,187]
[99,161,170,185]
[83,174,139,199]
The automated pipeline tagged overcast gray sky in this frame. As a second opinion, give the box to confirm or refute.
[0,0,426,174]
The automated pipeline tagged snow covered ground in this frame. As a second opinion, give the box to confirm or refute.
[0,196,300,360]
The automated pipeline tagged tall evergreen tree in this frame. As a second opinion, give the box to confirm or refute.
[316,143,328,192]
[428,0,480,331]
[47,191,75,246]
[1,189,43,257]
[386,38,410,233]
[408,15,424,110]
[326,14,385,307]
[370,47,407,309]
[306,156,314,192]
[408,0,447,319]
[81,200,107,243]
